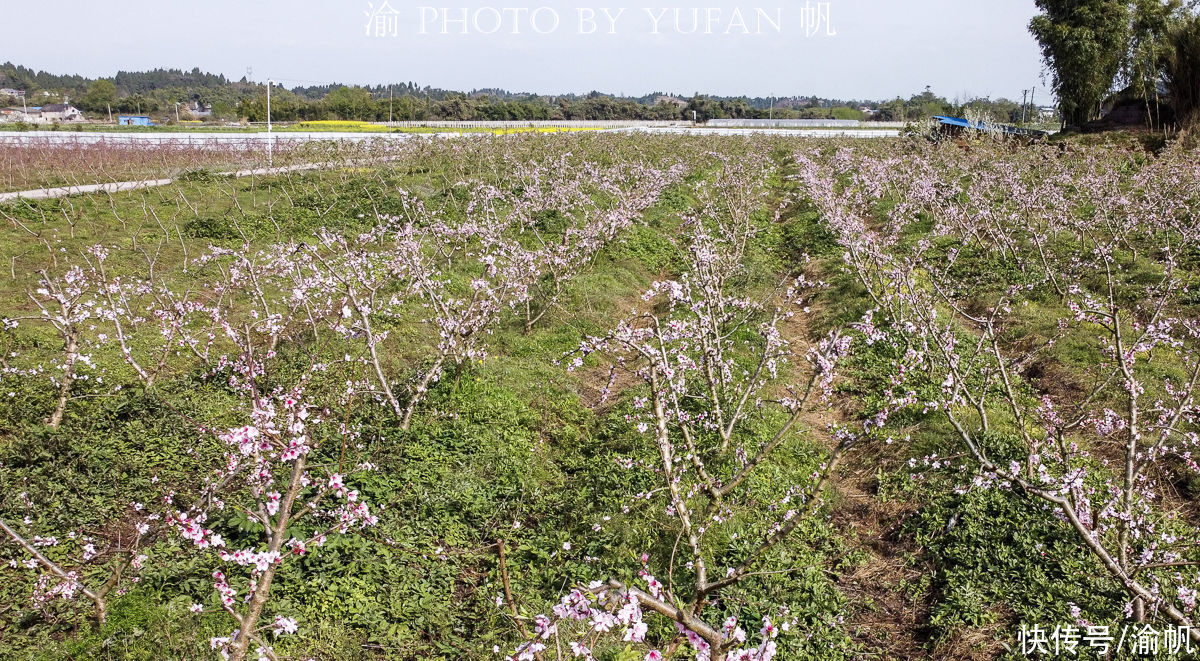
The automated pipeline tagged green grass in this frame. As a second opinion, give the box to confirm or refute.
[2,134,1197,660]
[0,136,862,659]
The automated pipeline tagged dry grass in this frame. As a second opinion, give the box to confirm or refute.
[0,139,275,192]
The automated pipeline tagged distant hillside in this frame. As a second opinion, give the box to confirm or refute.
[0,62,1028,124]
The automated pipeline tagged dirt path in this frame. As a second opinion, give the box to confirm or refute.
[779,299,936,659]
[767,150,945,660]
[0,162,342,203]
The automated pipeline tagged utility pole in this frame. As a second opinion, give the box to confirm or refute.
[1021,89,1028,124]
[1029,87,1036,124]
[389,86,393,124]
[174,102,180,123]
[266,79,273,167]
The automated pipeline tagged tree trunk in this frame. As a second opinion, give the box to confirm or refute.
[227,454,306,661]
[47,330,78,429]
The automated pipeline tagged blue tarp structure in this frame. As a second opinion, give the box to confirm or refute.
[118,115,152,126]
[932,115,1047,138]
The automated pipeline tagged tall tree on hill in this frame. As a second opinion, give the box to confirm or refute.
[1123,0,1182,127]
[1030,0,1131,127]
[1165,8,1200,124]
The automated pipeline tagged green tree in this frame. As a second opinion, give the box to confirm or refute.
[80,79,117,114]
[209,101,234,121]
[830,106,866,120]
[1029,0,1131,127]
[392,95,425,121]
[683,95,717,122]
[433,94,475,120]
[1124,0,1182,126]
[1164,9,1200,124]
[322,85,377,120]
[238,87,303,122]
[906,86,953,119]
[874,98,906,121]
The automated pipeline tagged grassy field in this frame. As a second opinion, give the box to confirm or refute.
[0,132,1197,660]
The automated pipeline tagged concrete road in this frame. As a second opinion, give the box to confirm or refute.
[0,162,343,203]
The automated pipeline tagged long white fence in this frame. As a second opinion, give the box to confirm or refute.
[706,119,908,128]
[0,122,906,149]
[379,119,909,129]
[375,120,686,128]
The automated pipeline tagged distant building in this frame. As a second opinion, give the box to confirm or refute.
[38,103,83,122]
[118,115,153,126]
[0,106,52,124]
[0,88,23,98]
[0,107,31,122]
[185,100,212,117]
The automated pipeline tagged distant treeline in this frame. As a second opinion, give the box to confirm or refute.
[0,62,1039,123]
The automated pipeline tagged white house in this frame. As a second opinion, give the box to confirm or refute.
[38,103,83,122]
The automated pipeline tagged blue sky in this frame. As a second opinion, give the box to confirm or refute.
[5,0,1049,101]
